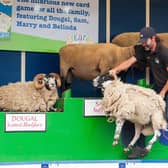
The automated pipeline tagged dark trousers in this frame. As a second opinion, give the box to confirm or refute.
[165,93,168,121]
[121,121,145,148]
[121,88,168,148]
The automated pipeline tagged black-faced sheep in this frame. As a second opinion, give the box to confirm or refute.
[0,73,61,112]
[59,43,135,91]
[112,32,168,47]
[93,75,167,152]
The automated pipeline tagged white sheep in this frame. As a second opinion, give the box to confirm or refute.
[0,73,61,112]
[59,43,135,91]
[93,75,167,152]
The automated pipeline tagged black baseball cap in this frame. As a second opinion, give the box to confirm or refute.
[139,27,156,43]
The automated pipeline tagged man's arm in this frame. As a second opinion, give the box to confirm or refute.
[109,56,137,79]
[159,67,168,98]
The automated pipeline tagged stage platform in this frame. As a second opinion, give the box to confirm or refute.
[0,96,168,163]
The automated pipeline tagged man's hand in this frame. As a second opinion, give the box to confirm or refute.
[109,69,118,80]
[159,90,166,99]
[159,80,168,99]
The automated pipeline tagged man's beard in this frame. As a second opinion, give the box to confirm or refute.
[144,44,152,51]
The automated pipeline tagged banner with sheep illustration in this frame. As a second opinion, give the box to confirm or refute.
[0,0,12,39]
[0,0,98,53]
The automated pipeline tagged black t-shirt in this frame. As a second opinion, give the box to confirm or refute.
[134,43,168,90]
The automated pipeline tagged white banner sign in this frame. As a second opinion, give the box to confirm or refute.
[12,0,99,43]
[84,99,105,116]
[5,113,46,132]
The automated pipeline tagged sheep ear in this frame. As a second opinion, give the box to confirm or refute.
[49,73,61,88]
[33,73,46,89]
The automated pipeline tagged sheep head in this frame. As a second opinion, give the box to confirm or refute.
[48,73,61,88]
[33,73,46,89]
[33,73,61,91]
[93,72,115,91]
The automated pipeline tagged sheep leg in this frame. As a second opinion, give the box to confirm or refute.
[124,123,142,152]
[61,77,66,92]
[61,68,73,92]
[65,68,73,88]
[113,119,125,146]
[145,129,161,151]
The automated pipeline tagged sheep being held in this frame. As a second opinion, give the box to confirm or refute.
[0,73,61,112]
[59,43,135,91]
[93,75,167,152]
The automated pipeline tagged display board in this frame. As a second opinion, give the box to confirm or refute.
[0,0,99,53]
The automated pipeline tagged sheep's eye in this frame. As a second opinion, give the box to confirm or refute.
[38,79,43,84]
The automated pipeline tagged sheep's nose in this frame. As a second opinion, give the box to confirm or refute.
[51,84,55,87]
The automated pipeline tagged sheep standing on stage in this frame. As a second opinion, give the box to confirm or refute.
[59,43,135,91]
[0,73,61,112]
[93,75,167,152]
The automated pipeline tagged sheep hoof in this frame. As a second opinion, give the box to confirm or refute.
[56,108,63,112]
[145,146,151,152]
[49,107,63,112]
[124,148,130,152]
[112,141,118,146]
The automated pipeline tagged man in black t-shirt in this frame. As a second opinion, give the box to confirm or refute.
[109,26,168,159]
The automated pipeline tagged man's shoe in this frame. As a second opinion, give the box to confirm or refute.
[127,146,148,159]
